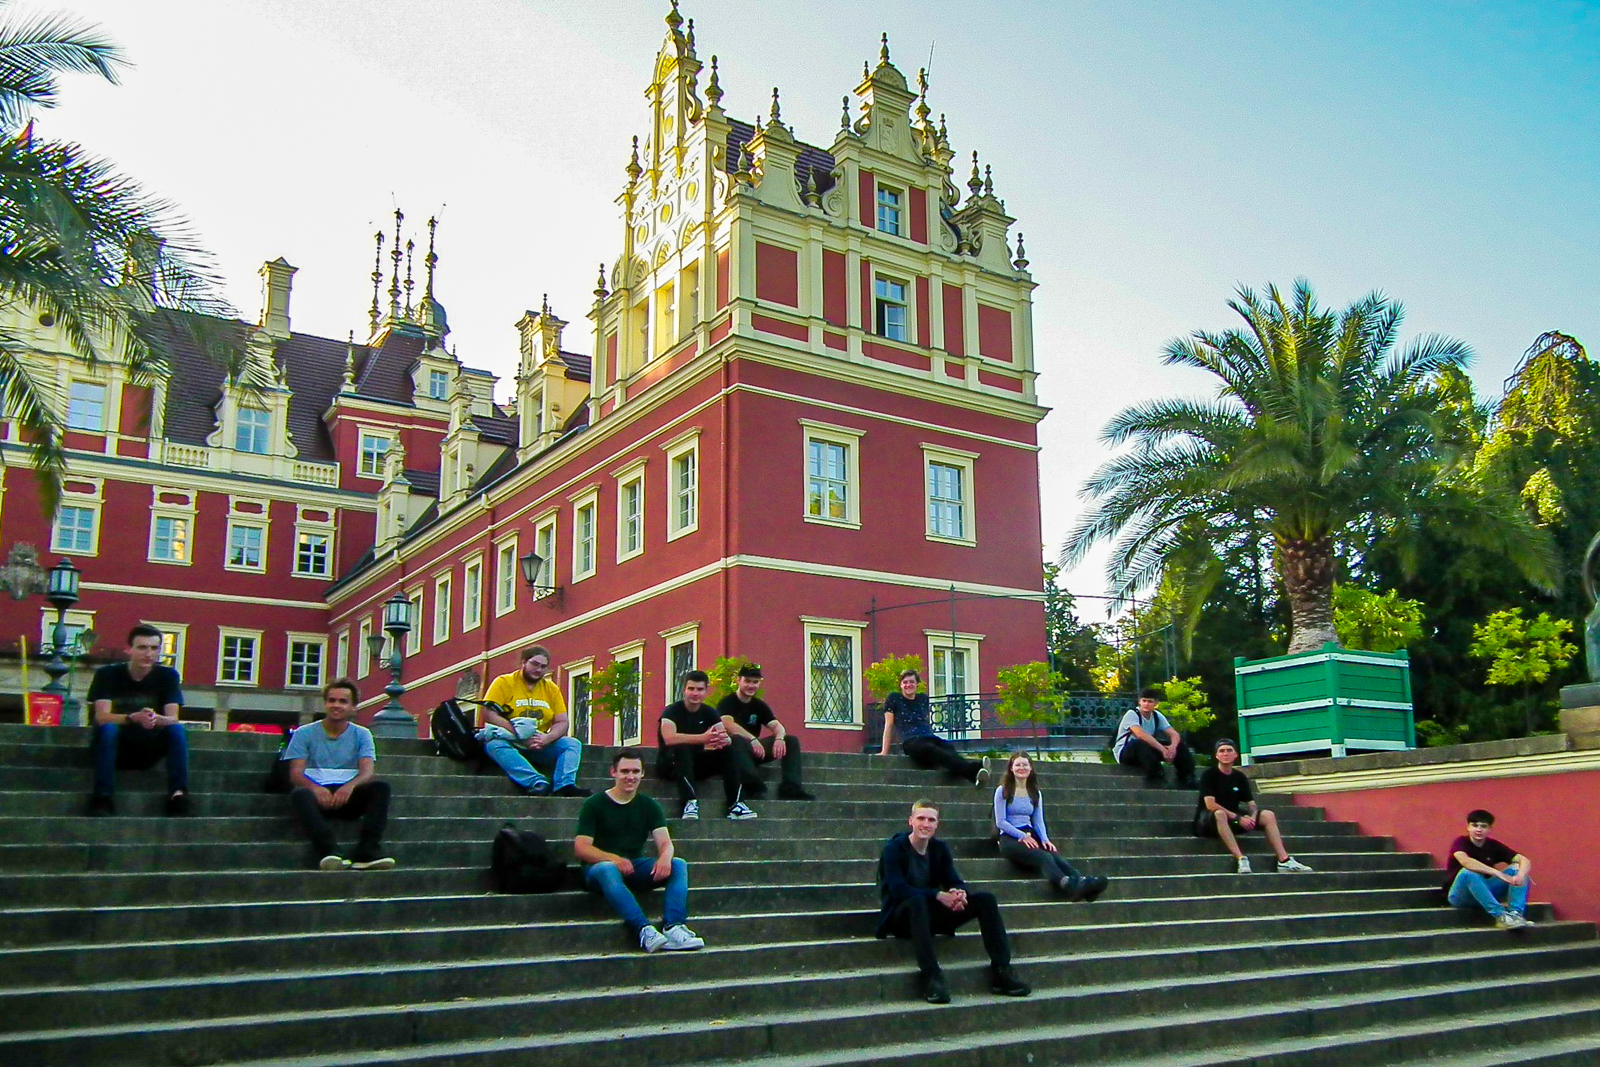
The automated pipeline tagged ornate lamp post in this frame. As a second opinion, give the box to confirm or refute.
[519,549,562,607]
[368,592,415,738]
[42,557,82,724]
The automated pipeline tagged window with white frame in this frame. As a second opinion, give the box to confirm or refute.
[143,622,186,674]
[66,381,107,432]
[218,629,261,685]
[51,504,98,555]
[226,522,266,571]
[357,619,372,677]
[432,573,451,644]
[235,407,271,454]
[358,431,392,477]
[495,538,518,615]
[663,627,698,706]
[926,631,983,699]
[405,592,423,656]
[462,556,483,630]
[572,489,598,581]
[801,421,864,528]
[428,369,449,400]
[293,529,331,577]
[533,516,556,599]
[922,445,978,545]
[335,630,350,679]
[149,515,190,563]
[287,635,326,689]
[874,276,908,342]
[663,431,699,540]
[613,649,644,746]
[566,661,594,744]
[802,618,866,727]
[876,185,903,236]
[616,461,645,562]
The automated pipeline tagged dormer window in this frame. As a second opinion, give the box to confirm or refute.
[428,369,449,400]
[67,381,106,432]
[235,407,271,454]
[874,277,908,342]
[876,186,903,236]
[359,432,392,477]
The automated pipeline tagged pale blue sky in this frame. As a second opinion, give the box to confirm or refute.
[43,0,1600,608]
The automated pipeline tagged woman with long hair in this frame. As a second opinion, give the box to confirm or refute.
[994,752,1108,901]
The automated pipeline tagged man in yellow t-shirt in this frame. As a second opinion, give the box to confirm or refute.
[478,645,589,797]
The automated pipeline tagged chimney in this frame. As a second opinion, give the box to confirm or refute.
[259,258,297,339]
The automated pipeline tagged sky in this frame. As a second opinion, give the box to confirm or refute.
[34,0,1600,617]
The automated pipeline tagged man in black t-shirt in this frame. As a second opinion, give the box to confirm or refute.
[85,624,190,816]
[716,663,814,800]
[657,670,758,820]
[1193,739,1312,875]
[1445,809,1534,930]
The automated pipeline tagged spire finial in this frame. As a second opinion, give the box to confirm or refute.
[685,18,695,53]
[666,0,682,32]
[1012,232,1029,271]
[840,94,851,131]
[801,165,819,206]
[403,239,415,316]
[424,216,439,299]
[626,135,642,182]
[862,59,869,80]
[915,68,931,126]
[938,112,949,143]
[879,32,890,64]
[983,164,994,197]
[737,140,752,177]
[967,151,983,198]
[368,230,384,333]
[541,293,550,317]
[387,208,404,319]
[594,262,609,302]
[706,55,723,106]
[344,331,357,390]
[769,87,781,124]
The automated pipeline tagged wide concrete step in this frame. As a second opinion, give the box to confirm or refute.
[7,946,1595,1067]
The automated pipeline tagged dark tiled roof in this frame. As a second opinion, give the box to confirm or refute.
[725,121,837,195]
[403,468,440,496]
[472,411,517,446]
[561,401,589,434]
[557,350,592,381]
[353,328,428,404]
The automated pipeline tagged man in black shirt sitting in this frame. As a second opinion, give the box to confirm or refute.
[1193,739,1312,875]
[716,663,813,801]
[657,670,758,820]
[86,625,190,816]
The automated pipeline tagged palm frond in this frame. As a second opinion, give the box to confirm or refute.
[0,11,121,131]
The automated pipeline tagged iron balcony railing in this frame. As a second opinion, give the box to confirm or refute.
[863,691,1136,753]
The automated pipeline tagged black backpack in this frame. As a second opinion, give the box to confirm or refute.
[263,723,299,793]
[490,824,567,893]
[432,700,485,762]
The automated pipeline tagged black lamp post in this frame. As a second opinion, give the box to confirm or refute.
[42,557,82,724]
[368,591,415,738]
[519,549,561,607]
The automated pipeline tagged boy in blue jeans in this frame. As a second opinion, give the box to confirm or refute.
[1445,809,1534,930]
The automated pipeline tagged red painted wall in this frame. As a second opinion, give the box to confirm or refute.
[755,242,799,308]
[915,277,931,347]
[1291,771,1600,923]
[942,284,965,357]
[858,169,875,228]
[978,303,1013,362]
[910,188,928,245]
[716,249,730,309]
[822,250,847,327]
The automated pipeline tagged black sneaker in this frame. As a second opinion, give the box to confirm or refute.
[989,965,1031,997]
[552,785,593,798]
[165,792,191,817]
[778,784,816,800]
[87,795,114,817]
[1080,875,1110,903]
[744,780,769,800]
[920,970,951,1004]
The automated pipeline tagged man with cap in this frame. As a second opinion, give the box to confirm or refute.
[715,663,814,801]
[1193,738,1313,875]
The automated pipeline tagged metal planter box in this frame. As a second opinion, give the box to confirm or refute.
[1233,643,1415,763]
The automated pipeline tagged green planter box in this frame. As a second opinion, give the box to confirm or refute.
[1233,643,1415,764]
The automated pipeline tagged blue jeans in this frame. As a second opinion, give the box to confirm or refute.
[91,721,189,797]
[584,857,689,933]
[478,720,581,790]
[1448,865,1530,917]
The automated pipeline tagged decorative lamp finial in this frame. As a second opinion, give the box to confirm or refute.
[840,94,851,132]
[344,331,357,389]
[967,152,983,198]
[938,112,949,143]
[403,239,415,316]
[424,216,439,299]
[387,208,404,319]
[879,32,890,64]
[1012,232,1028,271]
[368,230,384,332]
[626,135,642,182]
[769,87,781,125]
[862,60,869,80]
[685,18,695,53]
[594,262,609,301]
[706,55,723,106]
[983,164,994,197]
[541,293,550,317]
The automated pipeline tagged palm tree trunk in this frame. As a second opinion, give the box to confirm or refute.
[1279,534,1338,653]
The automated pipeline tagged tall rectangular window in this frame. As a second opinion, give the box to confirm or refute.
[574,498,596,580]
[533,518,556,599]
[151,515,189,562]
[335,630,350,678]
[357,619,372,677]
[496,540,517,614]
[671,452,696,534]
[809,633,854,724]
[227,523,265,570]
[617,468,644,562]
[235,407,271,454]
[52,506,96,553]
[359,432,392,477]
[406,592,423,656]
[219,632,259,685]
[874,277,907,342]
[807,441,848,521]
[463,557,483,628]
[928,463,965,539]
[294,531,330,576]
[876,186,903,236]
[288,639,325,688]
[433,574,451,644]
[428,369,449,399]
[67,381,106,432]
[669,639,696,703]
[569,668,592,745]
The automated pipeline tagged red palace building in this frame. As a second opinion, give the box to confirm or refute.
[0,8,1048,752]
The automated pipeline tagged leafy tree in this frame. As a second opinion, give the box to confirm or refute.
[993,661,1065,728]
[0,4,231,509]
[1332,584,1424,653]
[1157,676,1216,736]
[704,655,759,705]
[1468,608,1576,734]
[864,653,923,701]
[1063,280,1554,655]
[1043,562,1104,691]
[588,659,641,731]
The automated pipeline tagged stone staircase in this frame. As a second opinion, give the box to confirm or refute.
[0,722,1598,1067]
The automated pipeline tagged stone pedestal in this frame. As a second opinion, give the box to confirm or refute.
[1559,682,1600,750]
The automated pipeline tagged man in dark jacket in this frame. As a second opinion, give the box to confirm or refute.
[876,798,1030,1004]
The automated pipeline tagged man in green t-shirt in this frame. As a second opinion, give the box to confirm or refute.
[574,748,704,953]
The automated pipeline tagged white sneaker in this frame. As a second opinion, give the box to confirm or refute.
[1277,857,1313,873]
[1497,911,1531,930]
[661,923,705,950]
[318,855,349,872]
[350,856,396,871]
[1236,856,1253,875]
[726,802,758,820]
[974,756,992,788]
[639,925,670,952]
[681,799,699,820]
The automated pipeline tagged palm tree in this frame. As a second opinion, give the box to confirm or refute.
[1063,280,1553,654]
[0,3,229,510]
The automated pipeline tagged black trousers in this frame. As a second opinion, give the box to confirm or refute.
[734,734,803,789]
[290,781,390,857]
[658,744,755,806]
[884,891,1011,976]
[998,835,1083,888]
[902,735,983,782]
[1118,738,1195,782]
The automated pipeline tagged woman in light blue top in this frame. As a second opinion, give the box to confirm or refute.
[994,752,1108,902]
